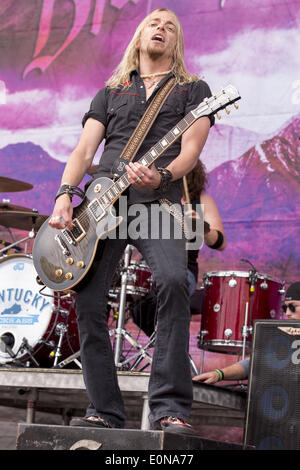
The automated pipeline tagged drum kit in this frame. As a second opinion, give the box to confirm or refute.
[0,176,287,374]
[198,268,285,359]
[0,176,79,369]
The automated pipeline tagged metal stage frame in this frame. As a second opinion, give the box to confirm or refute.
[0,367,246,430]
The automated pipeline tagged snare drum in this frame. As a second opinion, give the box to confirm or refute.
[0,254,79,366]
[199,270,284,354]
[109,260,154,299]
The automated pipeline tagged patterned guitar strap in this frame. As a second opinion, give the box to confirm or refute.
[111,76,190,239]
[111,77,176,178]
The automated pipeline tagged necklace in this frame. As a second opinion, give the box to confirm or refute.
[141,70,172,90]
[140,70,172,79]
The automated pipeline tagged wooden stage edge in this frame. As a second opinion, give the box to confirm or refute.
[16,423,254,451]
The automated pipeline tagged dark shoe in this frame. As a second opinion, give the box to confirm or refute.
[158,416,195,435]
[69,415,111,428]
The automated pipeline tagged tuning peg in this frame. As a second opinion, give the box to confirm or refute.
[234,103,239,109]
[217,113,222,120]
[225,107,230,114]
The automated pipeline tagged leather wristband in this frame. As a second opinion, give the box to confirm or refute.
[208,230,224,250]
[55,184,85,202]
[157,167,173,193]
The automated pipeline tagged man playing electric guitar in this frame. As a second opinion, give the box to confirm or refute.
[48,8,213,433]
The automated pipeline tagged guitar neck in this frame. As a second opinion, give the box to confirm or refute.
[96,107,205,209]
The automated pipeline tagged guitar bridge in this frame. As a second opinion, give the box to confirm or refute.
[54,234,71,256]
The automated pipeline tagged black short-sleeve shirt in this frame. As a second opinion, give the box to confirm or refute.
[83,71,214,204]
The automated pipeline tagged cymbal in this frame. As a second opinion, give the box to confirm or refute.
[0,202,33,212]
[0,210,48,231]
[0,176,33,192]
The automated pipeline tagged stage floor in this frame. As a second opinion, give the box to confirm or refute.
[0,367,247,449]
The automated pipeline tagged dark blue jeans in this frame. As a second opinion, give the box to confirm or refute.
[75,204,192,428]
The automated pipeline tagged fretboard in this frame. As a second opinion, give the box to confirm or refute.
[93,83,241,209]
[97,106,206,209]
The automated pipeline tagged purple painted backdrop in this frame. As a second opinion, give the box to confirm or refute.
[1,0,299,285]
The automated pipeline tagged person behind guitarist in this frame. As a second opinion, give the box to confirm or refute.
[183,159,226,296]
[48,8,214,434]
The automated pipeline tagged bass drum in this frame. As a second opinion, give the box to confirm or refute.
[0,254,79,367]
[199,270,284,354]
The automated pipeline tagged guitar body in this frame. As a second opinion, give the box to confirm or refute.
[33,177,122,292]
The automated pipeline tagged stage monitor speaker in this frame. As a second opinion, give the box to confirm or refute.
[244,319,300,450]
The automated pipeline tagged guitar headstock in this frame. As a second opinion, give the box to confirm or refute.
[192,84,241,120]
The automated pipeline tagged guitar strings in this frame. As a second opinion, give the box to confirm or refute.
[69,109,204,233]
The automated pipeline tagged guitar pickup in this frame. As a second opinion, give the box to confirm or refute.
[71,218,85,242]
[88,199,105,222]
[62,228,75,245]
[62,218,86,244]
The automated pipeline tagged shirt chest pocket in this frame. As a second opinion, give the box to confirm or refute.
[162,93,187,119]
[107,95,128,118]
[106,95,130,133]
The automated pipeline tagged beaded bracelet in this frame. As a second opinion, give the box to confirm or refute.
[214,369,224,382]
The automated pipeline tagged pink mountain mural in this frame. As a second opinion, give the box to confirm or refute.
[209,115,300,221]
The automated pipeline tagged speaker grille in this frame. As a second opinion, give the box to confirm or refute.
[244,320,300,450]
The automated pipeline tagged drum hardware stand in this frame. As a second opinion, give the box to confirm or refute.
[51,323,68,367]
[55,350,82,369]
[110,327,154,370]
[0,230,35,255]
[51,292,82,369]
[0,219,18,252]
[36,289,79,368]
[116,327,198,374]
[197,330,208,374]
[125,329,157,372]
[50,294,78,368]
[241,301,250,360]
[19,338,40,367]
[50,299,72,367]
[189,353,199,376]
[112,244,133,367]
[109,245,153,370]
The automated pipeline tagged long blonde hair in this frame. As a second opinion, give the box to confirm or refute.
[106,8,199,88]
